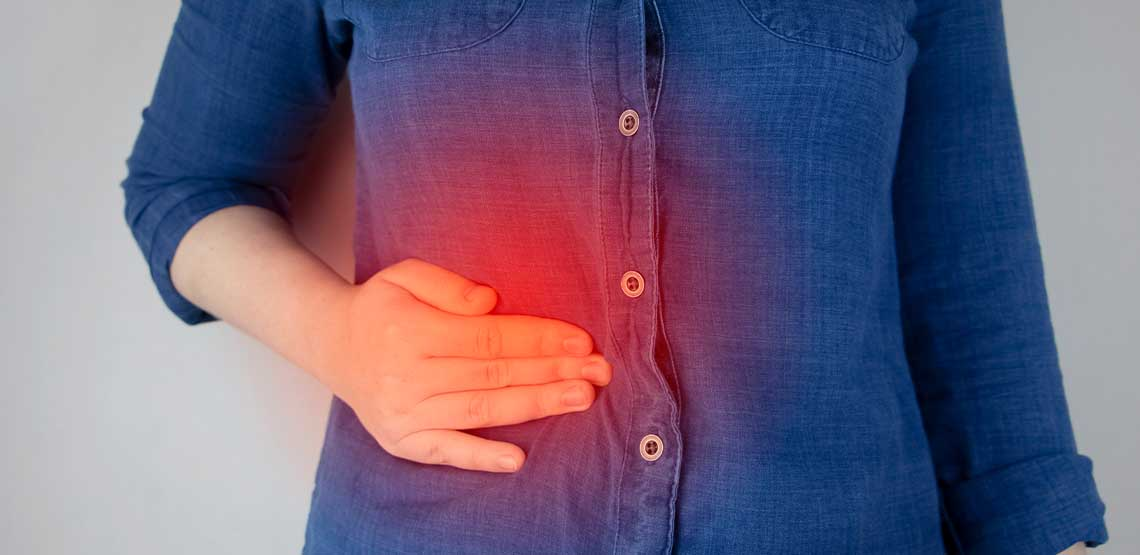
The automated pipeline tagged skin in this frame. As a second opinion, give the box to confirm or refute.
[171,206,1094,551]
[1061,543,1086,554]
[171,205,612,473]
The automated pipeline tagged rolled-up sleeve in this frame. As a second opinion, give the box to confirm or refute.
[893,1,1108,553]
[120,0,350,324]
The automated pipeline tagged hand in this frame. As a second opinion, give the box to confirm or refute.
[315,258,611,473]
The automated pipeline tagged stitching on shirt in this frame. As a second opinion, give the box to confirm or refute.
[735,0,905,64]
[582,2,631,553]
[632,4,686,552]
[361,0,529,63]
[648,0,666,118]
[635,0,671,409]
[640,5,685,551]
[643,28,686,545]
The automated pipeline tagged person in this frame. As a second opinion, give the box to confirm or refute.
[119,0,1108,553]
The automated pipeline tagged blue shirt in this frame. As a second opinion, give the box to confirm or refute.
[120,1,1109,553]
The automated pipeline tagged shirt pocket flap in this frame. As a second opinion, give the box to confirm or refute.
[345,0,527,63]
[739,0,915,62]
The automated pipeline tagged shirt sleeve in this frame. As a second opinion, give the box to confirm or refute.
[119,0,351,325]
[893,2,1108,553]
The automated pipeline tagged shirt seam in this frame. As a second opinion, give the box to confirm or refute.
[583,3,631,553]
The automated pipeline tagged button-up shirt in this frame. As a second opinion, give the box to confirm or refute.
[120,1,1109,553]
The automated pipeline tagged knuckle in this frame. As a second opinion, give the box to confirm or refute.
[475,321,504,357]
[536,389,555,415]
[482,360,511,388]
[553,358,573,380]
[466,392,492,426]
[423,442,448,466]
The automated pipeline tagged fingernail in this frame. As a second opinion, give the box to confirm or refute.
[497,455,519,472]
[561,385,588,407]
[581,361,608,383]
[562,335,591,355]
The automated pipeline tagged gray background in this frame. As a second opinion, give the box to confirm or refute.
[1,1,1136,553]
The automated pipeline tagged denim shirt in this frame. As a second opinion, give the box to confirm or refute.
[120,1,1108,553]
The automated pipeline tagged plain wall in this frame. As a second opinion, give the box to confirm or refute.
[1,1,1136,553]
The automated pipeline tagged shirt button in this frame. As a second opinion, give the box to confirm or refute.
[619,109,639,136]
[639,433,663,461]
[620,270,644,298]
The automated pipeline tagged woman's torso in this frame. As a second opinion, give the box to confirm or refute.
[304,1,943,553]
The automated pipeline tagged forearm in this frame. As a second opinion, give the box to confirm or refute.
[170,204,350,382]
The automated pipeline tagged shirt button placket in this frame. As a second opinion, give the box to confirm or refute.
[595,2,681,553]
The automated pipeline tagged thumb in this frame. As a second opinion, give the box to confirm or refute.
[375,257,498,315]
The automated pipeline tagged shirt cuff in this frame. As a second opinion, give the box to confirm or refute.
[941,453,1108,555]
[146,185,291,325]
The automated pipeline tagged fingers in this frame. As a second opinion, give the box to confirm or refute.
[375,258,597,359]
[411,379,597,431]
[394,429,527,473]
[377,257,498,316]
[418,354,612,393]
[416,312,596,358]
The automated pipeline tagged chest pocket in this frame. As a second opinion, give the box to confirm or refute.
[738,0,915,62]
[344,0,527,63]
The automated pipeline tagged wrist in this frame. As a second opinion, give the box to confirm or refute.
[297,273,356,385]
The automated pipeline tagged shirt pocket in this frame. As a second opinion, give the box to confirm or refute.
[344,0,527,63]
[738,0,915,63]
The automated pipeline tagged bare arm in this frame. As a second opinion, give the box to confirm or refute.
[170,205,350,382]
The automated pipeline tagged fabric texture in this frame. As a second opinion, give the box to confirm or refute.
[120,0,1108,553]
